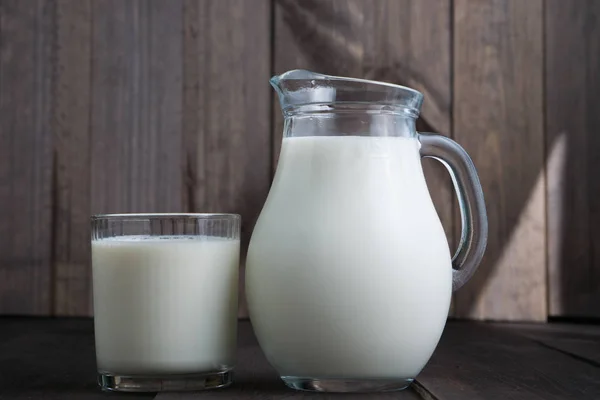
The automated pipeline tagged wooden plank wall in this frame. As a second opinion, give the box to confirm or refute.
[452,0,546,320]
[546,0,600,318]
[0,0,54,315]
[54,0,92,316]
[0,0,272,317]
[0,0,597,320]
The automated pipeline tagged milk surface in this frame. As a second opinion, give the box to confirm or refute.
[92,236,239,375]
[246,136,452,379]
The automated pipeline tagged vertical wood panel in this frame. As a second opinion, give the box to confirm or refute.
[272,0,454,273]
[0,0,54,315]
[184,0,271,317]
[453,0,546,320]
[546,0,600,317]
[91,0,184,215]
[53,0,92,316]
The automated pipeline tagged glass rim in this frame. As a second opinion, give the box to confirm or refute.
[91,213,241,221]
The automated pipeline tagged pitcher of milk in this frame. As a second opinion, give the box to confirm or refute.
[246,70,487,393]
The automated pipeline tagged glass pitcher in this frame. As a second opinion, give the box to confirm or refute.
[246,70,487,393]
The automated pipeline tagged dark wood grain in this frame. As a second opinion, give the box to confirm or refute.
[452,0,546,320]
[183,0,271,317]
[417,322,600,400]
[0,0,54,315]
[90,0,184,216]
[506,322,600,367]
[53,0,93,316]
[546,0,600,318]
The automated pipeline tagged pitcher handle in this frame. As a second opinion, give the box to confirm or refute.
[418,133,488,291]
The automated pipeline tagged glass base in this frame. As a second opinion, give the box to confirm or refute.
[281,376,413,392]
[98,369,233,392]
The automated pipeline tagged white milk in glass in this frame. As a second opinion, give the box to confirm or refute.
[246,136,452,379]
[92,236,239,375]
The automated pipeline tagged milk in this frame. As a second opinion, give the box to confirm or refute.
[92,236,239,375]
[246,136,452,379]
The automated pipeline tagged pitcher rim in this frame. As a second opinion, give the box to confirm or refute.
[270,69,423,98]
[271,69,423,116]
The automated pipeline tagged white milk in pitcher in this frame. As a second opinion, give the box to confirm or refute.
[92,236,239,375]
[246,136,452,379]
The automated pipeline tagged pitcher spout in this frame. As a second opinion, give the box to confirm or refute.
[271,70,337,114]
[270,69,329,92]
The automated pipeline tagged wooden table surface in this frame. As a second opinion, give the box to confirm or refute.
[1,319,599,399]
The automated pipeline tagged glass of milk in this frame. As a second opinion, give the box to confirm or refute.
[91,213,240,392]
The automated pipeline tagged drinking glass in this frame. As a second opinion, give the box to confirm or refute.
[91,213,241,392]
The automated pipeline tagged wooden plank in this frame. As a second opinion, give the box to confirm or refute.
[503,321,600,338]
[546,0,600,317]
[272,0,455,309]
[505,322,600,367]
[183,0,271,317]
[156,320,423,400]
[0,0,54,315]
[453,0,546,320]
[534,336,600,368]
[0,318,155,399]
[91,0,184,215]
[53,0,93,316]
[417,322,600,399]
